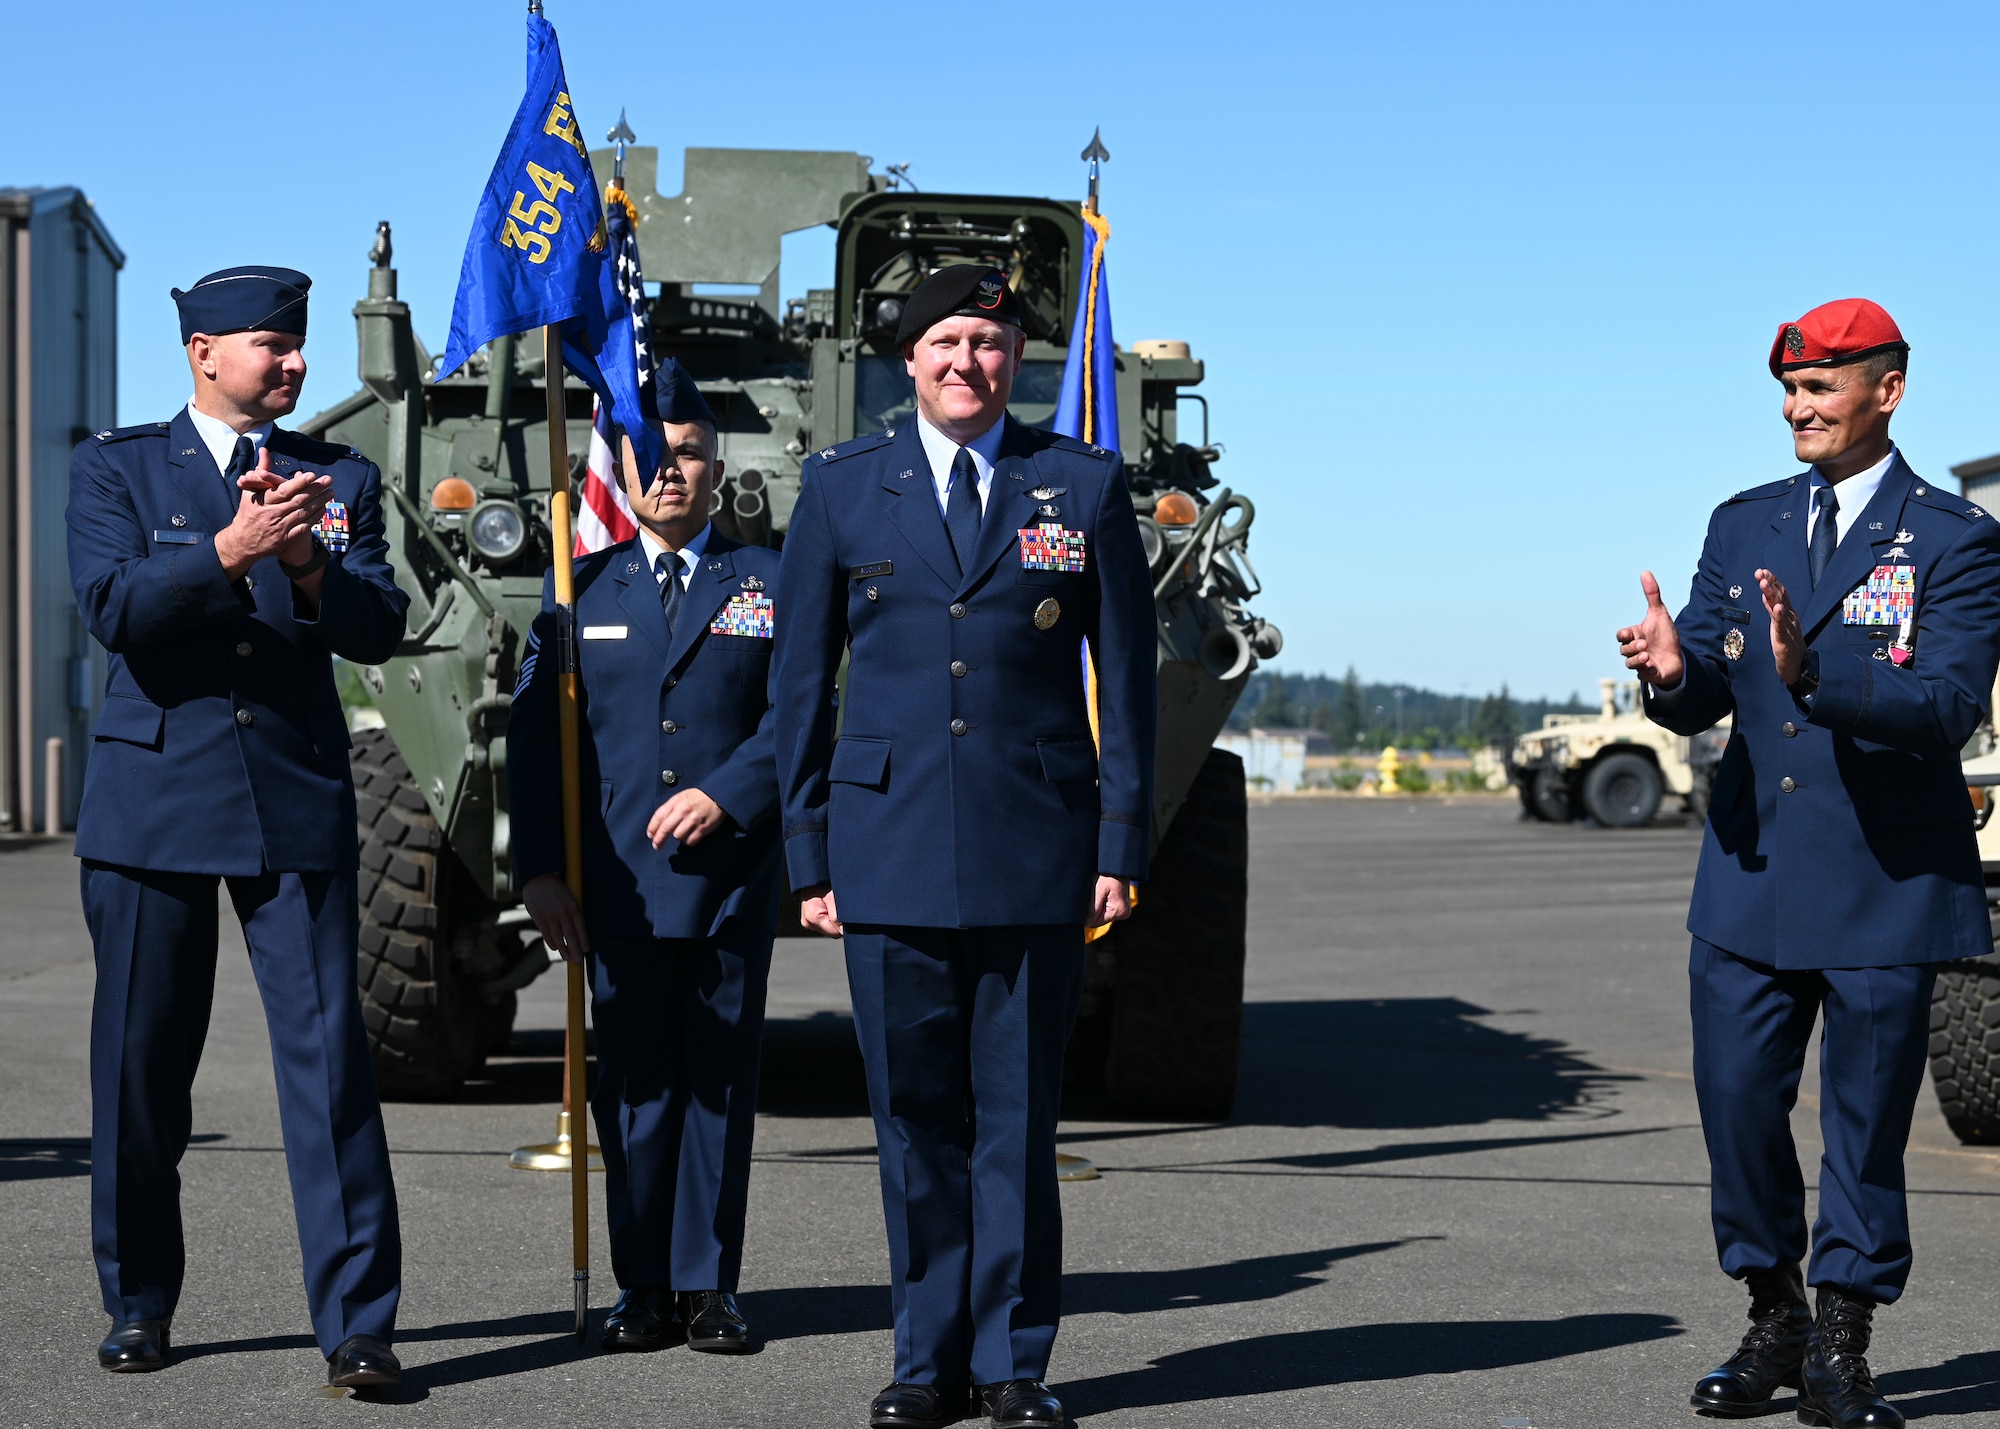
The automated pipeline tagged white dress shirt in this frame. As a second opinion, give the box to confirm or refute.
[915,410,1005,516]
[1806,445,1897,548]
[638,521,711,589]
[186,399,272,479]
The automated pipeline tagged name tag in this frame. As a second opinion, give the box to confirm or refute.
[152,530,200,545]
[581,625,629,640]
[850,560,893,579]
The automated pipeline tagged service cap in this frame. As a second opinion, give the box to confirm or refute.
[1769,298,1906,377]
[893,265,1023,348]
[170,266,311,345]
[650,357,717,426]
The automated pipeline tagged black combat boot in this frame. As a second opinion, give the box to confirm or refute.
[1796,1288,1902,1428]
[1690,1264,1810,1417]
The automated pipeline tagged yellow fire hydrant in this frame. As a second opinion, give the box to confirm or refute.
[1378,745,1402,794]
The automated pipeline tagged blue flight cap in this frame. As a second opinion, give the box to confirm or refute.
[170,266,312,345]
[650,357,717,426]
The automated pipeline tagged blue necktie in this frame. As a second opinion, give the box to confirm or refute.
[223,434,255,501]
[655,551,684,635]
[945,447,981,575]
[1808,486,1840,588]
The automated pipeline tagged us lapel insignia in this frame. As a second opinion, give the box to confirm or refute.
[1723,628,1746,661]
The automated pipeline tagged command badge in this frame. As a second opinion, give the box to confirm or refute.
[316,499,351,553]
[1723,628,1745,661]
[1033,598,1061,630]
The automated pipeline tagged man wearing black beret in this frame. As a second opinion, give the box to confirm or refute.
[67,266,410,1387]
[775,265,1156,1428]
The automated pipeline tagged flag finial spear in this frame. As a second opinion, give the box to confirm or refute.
[1081,127,1110,213]
[607,108,637,183]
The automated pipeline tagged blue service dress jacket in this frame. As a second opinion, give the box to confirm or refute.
[774,417,1158,928]
[66,412,409,874]
[1647,453,2000,968]
[507,532,783,940]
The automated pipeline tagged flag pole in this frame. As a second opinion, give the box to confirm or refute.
[543,322,592,1342]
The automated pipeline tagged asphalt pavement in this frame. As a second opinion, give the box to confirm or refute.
[5,797,1998,1427]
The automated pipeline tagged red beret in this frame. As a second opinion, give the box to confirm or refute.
[1769,298,1906,377]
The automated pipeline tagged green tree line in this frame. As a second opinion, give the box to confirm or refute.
[1227,669,1590,751]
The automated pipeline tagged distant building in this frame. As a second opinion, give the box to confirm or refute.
[1955,451,2000,512]
[1217,728,1312,792]
[1,187,123,833]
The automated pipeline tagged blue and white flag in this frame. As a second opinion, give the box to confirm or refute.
[436,13,659,481]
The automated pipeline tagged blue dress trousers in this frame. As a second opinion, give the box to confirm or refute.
[774,417,1157,1385]
[507,531,782,1291]
[1648,454,2000,1301]
[66,413,409,1353]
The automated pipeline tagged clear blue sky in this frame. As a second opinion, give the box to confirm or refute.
[11,2,1999,702]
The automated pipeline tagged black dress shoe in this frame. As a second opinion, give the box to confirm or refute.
[683,1290,751,1353]
[869,1381,969,1427]
[327,1333,401,1388]
[1796,1289,1903,1429]
[602,1287,680,1352]
[1691,1264,1809,1417]
[979,1379,1065,1428]
[98,1318,171,1373]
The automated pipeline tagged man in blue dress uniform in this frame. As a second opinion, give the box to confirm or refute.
[774,266,1157,1429]
[66,267,410,1385]
[509,360,781,1356]
[1620,299,2000,1428]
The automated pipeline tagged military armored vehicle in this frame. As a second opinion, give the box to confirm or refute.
[305,146,1278,1119]
[1928,678,2000,1144]
[1509,677,1730,827]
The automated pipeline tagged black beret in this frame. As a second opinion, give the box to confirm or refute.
[650,357,717,426]
[893,266,1023,348]
[170,266,311,345]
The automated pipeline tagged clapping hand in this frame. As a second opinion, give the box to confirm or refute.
[215,447,332,577]
[1754,568,1806,685]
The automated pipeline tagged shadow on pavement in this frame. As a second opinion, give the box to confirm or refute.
[0,1133,225,1182]
[1059,1313,1682,1415]
[1882,1349,2000,1420]
[741,1240,1424,1341]
[1232,998,1632,1128]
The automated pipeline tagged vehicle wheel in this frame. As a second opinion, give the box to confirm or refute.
[1929,938,2000,1145]
[1581,752,1662,828]
[1099,746,1248,1120]
[1528,766,1572,823]
[351,726,500,1098]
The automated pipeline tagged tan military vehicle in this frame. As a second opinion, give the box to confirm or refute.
[1509,677,1730,827]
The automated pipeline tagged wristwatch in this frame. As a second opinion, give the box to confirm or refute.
[1788,649,1820,702]
[279,538,329,581]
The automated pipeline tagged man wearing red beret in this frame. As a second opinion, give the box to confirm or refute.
[1618,299,2000,1428]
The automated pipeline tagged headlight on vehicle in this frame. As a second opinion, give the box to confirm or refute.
[1137,517,1164,569]
[468,499,528,564]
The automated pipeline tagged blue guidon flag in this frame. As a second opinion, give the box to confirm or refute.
[436,11,660,481]
[1053,203,1119,456]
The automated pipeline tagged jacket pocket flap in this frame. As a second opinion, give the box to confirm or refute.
[829,736,892,787]
[94,694,164,748]
[1037,737,1099,783]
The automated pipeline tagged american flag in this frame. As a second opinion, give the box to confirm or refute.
[574,187,653,555]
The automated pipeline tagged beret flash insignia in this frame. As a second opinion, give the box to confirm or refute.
[1784,325,1805,358]
[976,275,1006,310]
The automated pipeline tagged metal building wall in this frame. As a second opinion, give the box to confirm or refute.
[0,187,123,833]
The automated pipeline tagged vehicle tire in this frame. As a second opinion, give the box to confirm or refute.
[1929,938,2000,1145]
[1528,766,1572,823]
[1099,746,1248,1120]
[1580,752,1662,828]
[351,725,495,1098]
